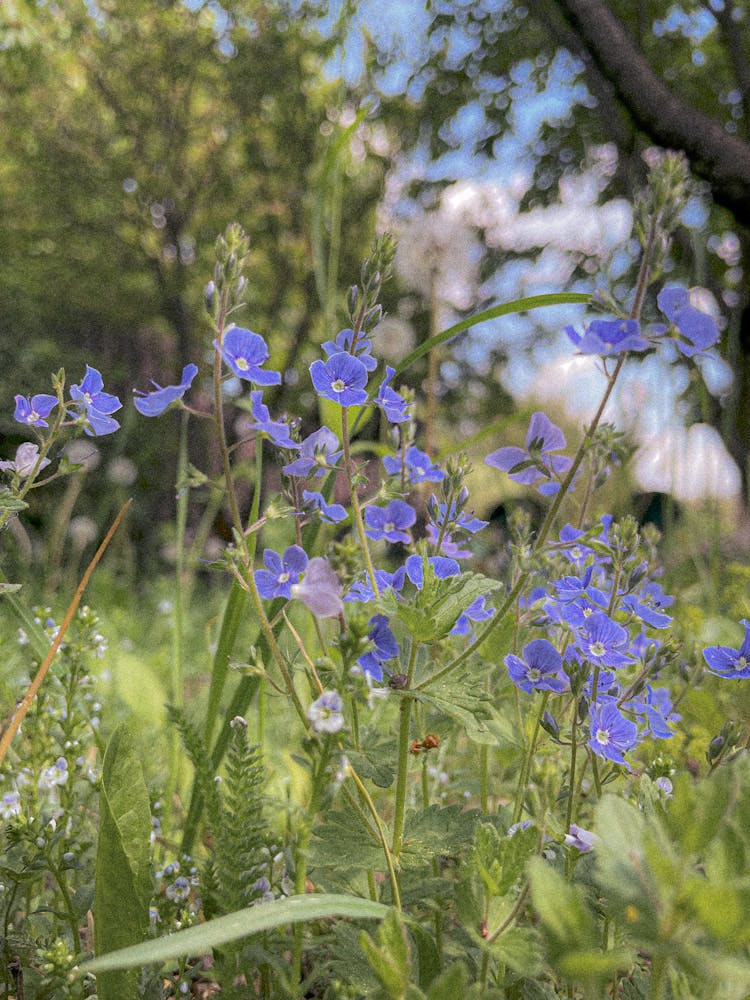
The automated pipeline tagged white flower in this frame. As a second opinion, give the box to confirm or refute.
[307,690,344,734]
[291,557,344,618]
[0,443,50,478]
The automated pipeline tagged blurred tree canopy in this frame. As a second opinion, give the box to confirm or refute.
[1,0,394,551]
[349,0,750,491]
[3,0,750,572]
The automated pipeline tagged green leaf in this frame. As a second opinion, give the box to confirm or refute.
[93,724,153,999]
[394,564,499,643]
[488,926,543,976]
[0,567,50,661]
[530,856,631,984]
[400,805,479,867]
[347,743,396,788]
[83,894,390,974]
[309,808,388,872]
[0,487,28,513]
[411,672,494,745]
[665,768,731,857]
[394,294,591,376]
[425,962,469,999]
[359,908,412,999]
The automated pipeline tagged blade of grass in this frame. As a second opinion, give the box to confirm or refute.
[0,499,132,768]
[81,893,390,974]
[393,293,592,376]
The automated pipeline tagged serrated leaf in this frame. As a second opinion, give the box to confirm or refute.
[395,565,499,643]
[309,808,387,872]
[411,672,493,743]
[488,926,543,976]
[93,724,153,999]
[400,805,479,867]
[347,745,396,788]
[83,894,389,973]
[0,488,28,513]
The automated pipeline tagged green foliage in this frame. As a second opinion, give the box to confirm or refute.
[213,721,267,915]
[93,724,152,1000]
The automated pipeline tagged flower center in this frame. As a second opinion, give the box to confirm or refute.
[384,521,395,533]
[278,572,290,584]
[590,641,606,657]
[29,410,39,422]
[528,668,541,682]
[83,392,92,405]
[331,378,347,393]
[595,728,610,746]
[236,357,249,371]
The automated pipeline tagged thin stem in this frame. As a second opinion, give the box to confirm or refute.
[511,692,550,825]
[391,643,419,858]
[348,766,402,911]
[341,407,379,596]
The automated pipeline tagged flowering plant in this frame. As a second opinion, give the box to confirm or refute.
[3,159,750,1000]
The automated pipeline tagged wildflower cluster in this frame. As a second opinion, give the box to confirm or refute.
[6,171,750,998]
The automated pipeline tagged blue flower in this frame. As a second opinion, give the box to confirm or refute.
[485,412,572,495]
[248,390,296,448]
[565,318,648,355]
[564,824,597,854]
[254,545,308,600]
[620,594,672,629]
[588,699,639,766]
[703,621,750,679]
[575,612,634,669]
[358,615,399,682]
[282,427,342,478]
[14,393,58,428]
[656,286,719,357]
[307,690,344,734]
[303,490,347,524]
[214,327,281,384]
[451,595,494,636]
[426,524,472,559]
[626,685,678,739]
[322,329,378,371]
[428,499,488,535]
[69,366,122,436]
[383,446,444,484]
[505,639,566,694]
[345,567,406,602]
[364,499,416,543]
[374,366,411,423]
[310,352,369,407]
[404,554,461,587]
[134,364,198,416]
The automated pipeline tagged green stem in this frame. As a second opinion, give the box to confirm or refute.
[292,739,331,987]
[48,853,81,954]
[165,411,189,836]
[391,643,419,858]
[647,953,668,1000]
[341,407,379,596]
[512,692,550,825]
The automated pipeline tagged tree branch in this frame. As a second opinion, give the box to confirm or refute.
[552,0,750,227]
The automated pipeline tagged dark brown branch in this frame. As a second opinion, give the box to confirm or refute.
[713,0,750,138]
[552,0,750,227]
